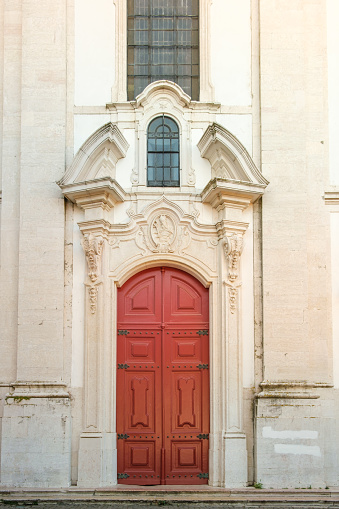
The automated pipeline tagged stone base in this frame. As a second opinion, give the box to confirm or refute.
[255,394,329,489]
[1,390,71,488]
[223,432,248,488]
[77,432,117,487]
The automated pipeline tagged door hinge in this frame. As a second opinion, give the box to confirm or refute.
[118,330,130,335]
[197,434,209,440]
[118,473,130,479]
[197,473,209,479]
[197,330,208,336]
[117,434,129,439]
[197,364,208,369]
[118,363,130,369]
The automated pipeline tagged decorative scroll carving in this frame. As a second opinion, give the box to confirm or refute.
[89,286,99,314]
[127,205,137,218]
[82,234,104,283]
[224,233,243,283]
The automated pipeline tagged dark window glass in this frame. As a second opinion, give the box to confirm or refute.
[147,116,180,187]
[127,0,199,100]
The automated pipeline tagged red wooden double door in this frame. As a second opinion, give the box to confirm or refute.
[117,267,209,485]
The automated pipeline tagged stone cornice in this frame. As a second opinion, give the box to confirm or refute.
[201,177,265,209]
[59,177,127,211]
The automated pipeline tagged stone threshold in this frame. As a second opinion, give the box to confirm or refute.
[0,487,339,503]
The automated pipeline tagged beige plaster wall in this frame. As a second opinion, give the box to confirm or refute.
[260,0,332,382]
[14,0,67,382]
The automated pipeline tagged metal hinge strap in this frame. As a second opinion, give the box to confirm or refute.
[117,473,130,479]
[118,363,130,369]
[118,330,130,335]
[197,434,209,440]
[197,364,208,370]
[117,434,129,439]
[197,330,208,336]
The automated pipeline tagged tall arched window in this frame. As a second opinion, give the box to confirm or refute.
[147,116,180,187]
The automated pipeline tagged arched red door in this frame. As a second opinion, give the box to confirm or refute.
[117,267,209,485]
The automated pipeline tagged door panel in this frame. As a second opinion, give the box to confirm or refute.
[117,268,209,485]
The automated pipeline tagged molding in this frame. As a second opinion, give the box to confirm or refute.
[260,381,334,389]
[5,382,70,400]
[324,188,339,207]
[256,381,334,400]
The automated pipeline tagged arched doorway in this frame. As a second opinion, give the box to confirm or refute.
[116,267,209,485]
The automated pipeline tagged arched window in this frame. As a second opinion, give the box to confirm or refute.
[147,116,180,187]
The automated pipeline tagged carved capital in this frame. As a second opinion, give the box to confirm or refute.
[82,234,104,283]
[224,233,243,283]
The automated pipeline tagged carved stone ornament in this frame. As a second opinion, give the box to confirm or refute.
[228,287,238,314]
[151,214,176,253]
[89,286,99,314]
[134,212,191,255]
[82,234,104,283]
[224,233,243,283]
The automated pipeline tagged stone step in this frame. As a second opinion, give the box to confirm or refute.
[1,488,339,508]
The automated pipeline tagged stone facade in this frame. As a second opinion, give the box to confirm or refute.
[0,0,338,489]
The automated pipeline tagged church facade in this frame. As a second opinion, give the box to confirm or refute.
[0,0,339,489]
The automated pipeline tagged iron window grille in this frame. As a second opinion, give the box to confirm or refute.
[147,115,180,187]
[127,0,199,101]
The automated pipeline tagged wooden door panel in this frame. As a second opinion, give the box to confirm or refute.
[163,271,209,324]
[118,270,162,324]
[123,333,160,365]
[120,440,160,485]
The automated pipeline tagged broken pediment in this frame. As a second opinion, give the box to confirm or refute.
[198,123,268,186]
[58,123,129,213]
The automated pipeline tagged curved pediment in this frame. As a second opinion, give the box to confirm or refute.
[59,123,129,187]
[198,123,268,186]
[133,80,192,109]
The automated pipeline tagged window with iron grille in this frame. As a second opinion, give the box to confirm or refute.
[147,116,180,187]
[127,0,199,101]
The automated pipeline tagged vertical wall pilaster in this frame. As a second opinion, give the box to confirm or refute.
[217,224,248,487]
[78,233,116,487]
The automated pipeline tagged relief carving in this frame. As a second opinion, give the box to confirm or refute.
[134,213,191,256]
[224,233,243,283]
[228,287,238,314]
[89,286,99,314]
[223,233,244,315]
[82,234,104,283]
[151,214,176,253]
